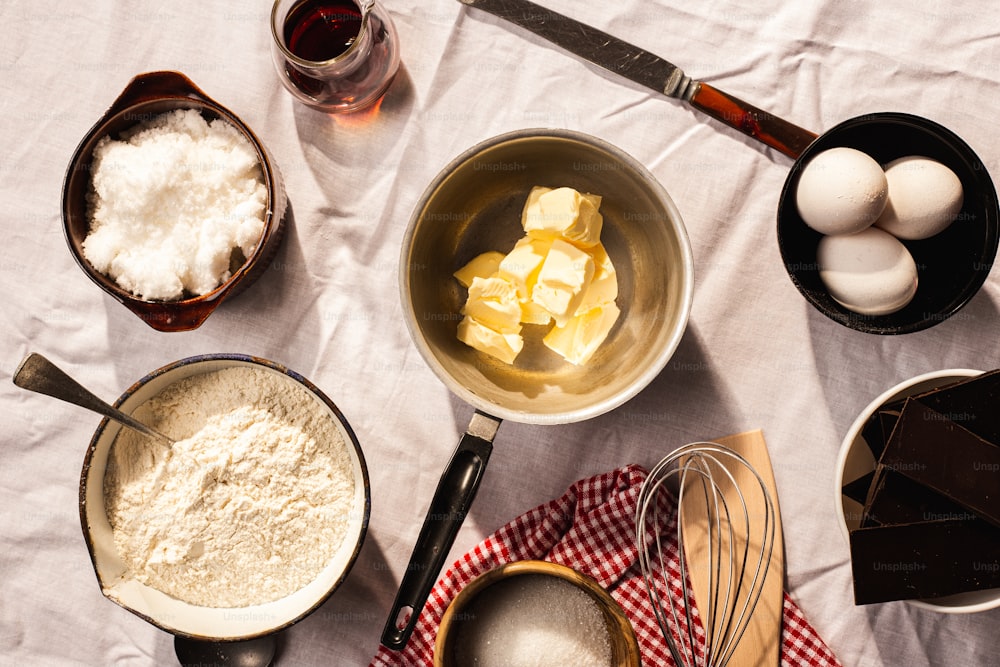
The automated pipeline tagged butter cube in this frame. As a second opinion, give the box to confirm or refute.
[454,251,505,288]
[519,185,550,226]
[522,186,603,248]
[519,299,553,325]
[462,276,522,334]
[498,236,551,301]
[576,242,618,314]
[457,315,523,364]
[531,239,595,327]
[543,302,621,365]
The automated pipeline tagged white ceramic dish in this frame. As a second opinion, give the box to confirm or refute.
[834,368,1000,613]
[79,354,370,640]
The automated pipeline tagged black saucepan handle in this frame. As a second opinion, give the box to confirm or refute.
[380,411,501,651]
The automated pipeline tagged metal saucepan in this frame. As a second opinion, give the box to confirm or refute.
[381,128,694,649]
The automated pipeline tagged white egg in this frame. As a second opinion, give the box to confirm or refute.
[817,227,918,316]
[875,156,964,240]
[795,147,888,235]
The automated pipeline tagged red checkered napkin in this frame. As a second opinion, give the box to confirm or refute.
[370,465,842,667]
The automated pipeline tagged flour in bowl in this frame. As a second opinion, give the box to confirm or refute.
[83,108,267,301]
[104,365,357,608]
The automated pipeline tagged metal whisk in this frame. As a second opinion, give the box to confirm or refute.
[634,442,777,667]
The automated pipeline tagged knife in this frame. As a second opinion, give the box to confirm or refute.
[458,0,817,158]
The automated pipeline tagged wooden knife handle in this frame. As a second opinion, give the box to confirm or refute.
[688,82,817,158]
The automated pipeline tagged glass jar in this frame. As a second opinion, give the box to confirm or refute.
[270,0,401,114]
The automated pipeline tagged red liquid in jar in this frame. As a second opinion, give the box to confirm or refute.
[284,0,363,61]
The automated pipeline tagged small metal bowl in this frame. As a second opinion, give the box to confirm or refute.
[62,71,288,332]
[835,369,1000,613]
[401,128,694,424]
[79,354,370,641]
[434,560,641,667]
[777,112,999,334]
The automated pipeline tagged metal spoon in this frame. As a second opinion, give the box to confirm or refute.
[12,352,174,447]
[13,354,277,665]
[173,634,277,667]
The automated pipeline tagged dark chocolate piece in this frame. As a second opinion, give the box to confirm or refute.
[850,518,1000,604]
[862,466,977,528]
[911,370,1000,446]
[843,470,876,506]
[861,404,903,460]
[879,399,1000,529]
[841,470,875,505]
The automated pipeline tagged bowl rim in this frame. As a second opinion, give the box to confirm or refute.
[398,127,695,425]
[78,353,371,640]
[833,367,1000,613]
[433,559,641,667]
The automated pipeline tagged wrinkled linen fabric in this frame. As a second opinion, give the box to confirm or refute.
[4,0,1000,665]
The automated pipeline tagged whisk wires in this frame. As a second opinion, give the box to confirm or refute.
[635,442,777,667]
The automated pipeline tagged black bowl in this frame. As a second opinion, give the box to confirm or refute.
[777,112,999,334]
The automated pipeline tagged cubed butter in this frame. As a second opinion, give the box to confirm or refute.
[453,251,505,288]
[462,276,522,334]
[531,239,595,326]
[519,185,550,227]
[576,242,617,314]
[522,186,603,248]
[498,236,551,301]
[543,302,621,365]
[454,185,617,366]
[457,315,523,364]
[519,299,553,325]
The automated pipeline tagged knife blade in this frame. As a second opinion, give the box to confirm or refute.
[458,0,816,158]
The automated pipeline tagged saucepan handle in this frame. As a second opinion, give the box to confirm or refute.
[380,411,501,651]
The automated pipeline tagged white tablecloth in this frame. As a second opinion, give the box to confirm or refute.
[3,1,1000,665]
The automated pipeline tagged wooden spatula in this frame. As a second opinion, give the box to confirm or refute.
[679,429,785,667]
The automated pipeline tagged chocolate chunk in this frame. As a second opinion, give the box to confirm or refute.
[911,370,1000,445]
[850,518,1000,604]
[879,399,1000,529]
[861,466,977,527]
[860,404,903,460]
[842,470,876,507]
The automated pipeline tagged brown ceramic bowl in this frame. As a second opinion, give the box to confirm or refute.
[434,560,641,667]
[62,71,288,332]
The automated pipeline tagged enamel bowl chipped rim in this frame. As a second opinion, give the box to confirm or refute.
[834,368,1000,613]
[79,354,370,640]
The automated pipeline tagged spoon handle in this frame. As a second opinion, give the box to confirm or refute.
[13,353,173,446]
